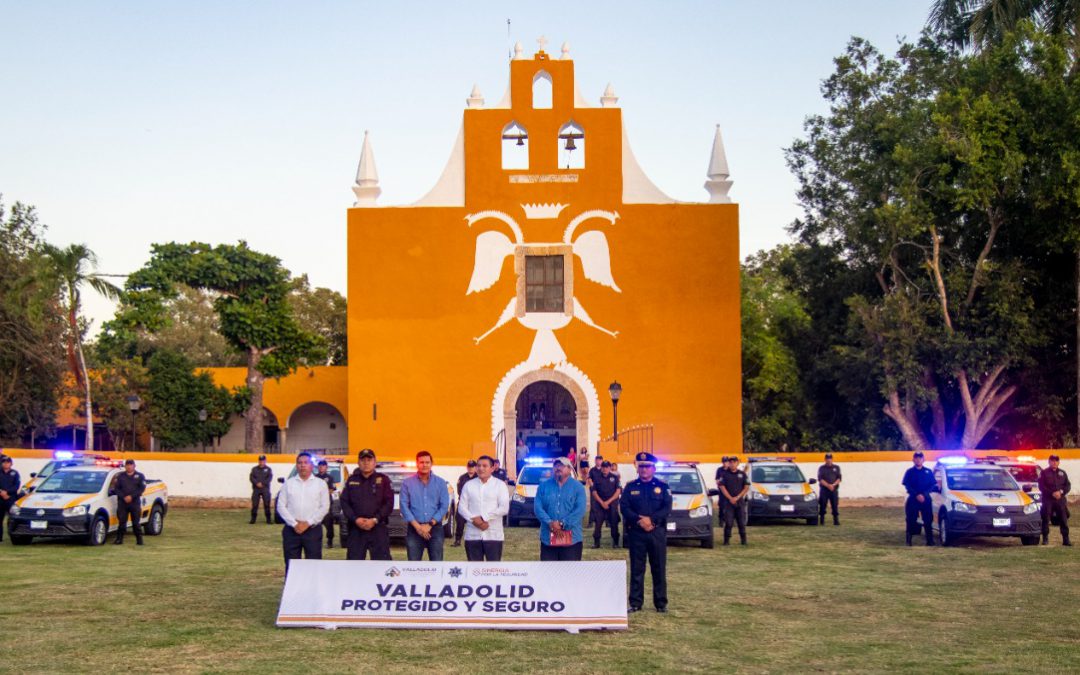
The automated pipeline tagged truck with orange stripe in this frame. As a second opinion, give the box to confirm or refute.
[931,456,1041,546]
[6,462,168,546]
[746,457,819,526]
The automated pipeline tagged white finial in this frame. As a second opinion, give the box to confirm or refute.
[352,130,381,207]
[466,83,485,109]
[705,124,733,203]
[513,41,524,60]
[537,35,548,53]
[561,42,571,59]
[600,82,619,108]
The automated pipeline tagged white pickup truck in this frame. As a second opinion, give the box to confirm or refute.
[7,462,169,546]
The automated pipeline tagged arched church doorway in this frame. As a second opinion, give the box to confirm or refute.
[515,380,577,469]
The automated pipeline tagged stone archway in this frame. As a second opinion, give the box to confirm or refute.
[492,361,600,478]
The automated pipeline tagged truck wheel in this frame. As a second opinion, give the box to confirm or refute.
[1021,535,1039,546]
[806,518,818,526]
[701,534,714,549]
[145,503,165,536]
[10,534,33,546]
[86,514,108,546]
[939,509,956,547]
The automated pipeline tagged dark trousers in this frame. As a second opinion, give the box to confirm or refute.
[464,539,503,561]
[454,513,467,543]
[1041,497,1071,538]
[322,512,337,545]
[0,500,11,541]
[819,488,839,520]
[721,500,747,542]
[405,526,446,561]
[905,495,934,540]
[283,524,323,571]
[346,524,392,560]
[592,503,620,544]
[540,541,583,561]
[252,489,271,522]
[115,499,142,543]
[627,527,667,610]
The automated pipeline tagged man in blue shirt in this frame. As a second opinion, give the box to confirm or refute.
[534,457,588,561]
[400,451,450,561]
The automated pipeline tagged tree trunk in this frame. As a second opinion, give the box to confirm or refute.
[882,388,930,451]
[76,338,93,451]
[244,348,265,454]
[956,366,1016,449]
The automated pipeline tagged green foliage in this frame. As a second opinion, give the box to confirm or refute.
[0,196,65,444]
[288,274,347,366]
[144,350,238,450]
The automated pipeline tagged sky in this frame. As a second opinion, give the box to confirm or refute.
[0,1,932,333]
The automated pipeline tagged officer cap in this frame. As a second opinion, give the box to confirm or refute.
[913,451,925,458]
[635,452,657,465]
[1049,454,1060,461]
[124,459,135,465]
[720,455,730,462]
[258,454,267,460]
[467,459,477,467]
[824,453,833,459]
[0,455,11,464]
[358,448,376,460]
[317,459,328,467]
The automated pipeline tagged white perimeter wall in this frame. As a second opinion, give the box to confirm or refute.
[9,457,1080,501]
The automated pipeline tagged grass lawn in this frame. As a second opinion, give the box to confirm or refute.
[2,506,1078,673]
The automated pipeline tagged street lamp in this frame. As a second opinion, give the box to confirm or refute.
[126,395,142,451]
[608,381,622,440]
[198,408,208,453]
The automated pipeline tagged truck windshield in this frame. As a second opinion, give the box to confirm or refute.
[751,465,806,484]
[36,470,108,494]
[1004,465,1038,483]
[655,470,703,494]
[946,469,1019,491]
[517,466,553,485]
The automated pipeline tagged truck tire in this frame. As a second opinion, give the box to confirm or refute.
[939,509,956,547]
[700,533,715,549]
[806,518,818,526]
[1021,535,1040,546]
[145,503,165,536]
[86,514,108,546]
[10,534,33,546]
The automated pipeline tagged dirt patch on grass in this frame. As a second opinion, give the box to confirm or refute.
[170,496,250,509]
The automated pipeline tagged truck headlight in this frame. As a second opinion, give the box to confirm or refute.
[1024,502,1039,515]
[951,501,977,514]
[690,506,710,518]
[9,506,20,516]
[804,493,817,501]
[63,505,88,517]
[512,494,525,503]
[750,491,768,502]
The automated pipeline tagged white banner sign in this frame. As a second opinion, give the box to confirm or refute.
[277,559,627,632]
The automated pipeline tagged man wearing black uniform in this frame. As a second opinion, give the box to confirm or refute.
[901,451,935,546]
[817,453,842,526]
[315,460,338,548]
[1038,454,1071,546]
[492,459,509,483]
[591,461,622,548]
[621,452,673,613]
[453,460,477,547]
[341,448,394,560]
[0,455,21,543]
[587,455,604,490]
[110,459,146,546]
[249,455,273,524]
[717,456,750,545]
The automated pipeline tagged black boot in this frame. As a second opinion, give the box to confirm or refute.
[592,539,601,549]
[452,539,461,547]
[906,533,913,546]
[1064,537,1073,547]
[1042,534,1049,545]
[612,538,620,548]
[833,517,840,526]
[113,537,123,545]
[819,515,825,525]
[249,517,256,524]
[723,538,730,546]
[740,536,748,546]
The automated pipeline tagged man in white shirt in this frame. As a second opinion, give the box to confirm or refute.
[277,452,330,572]
[457,455,510,561]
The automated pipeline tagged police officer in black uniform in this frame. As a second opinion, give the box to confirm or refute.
[621,452,673,613]
[0,455,21,543]
[717,455,750,545]
[901,451,935,546]
[492,459,509,483]
[249,455,273,524]
[340,448,394,560]
[110,459,146,546]
[1038,454,1071,546]
[817,453,842,526]
[454,460,477,547]
[591,461,622,548]
[315,459,338,548]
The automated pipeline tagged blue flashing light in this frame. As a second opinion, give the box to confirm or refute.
[524,457,547,465]
[53,450,74,460]
[938,456,968,466]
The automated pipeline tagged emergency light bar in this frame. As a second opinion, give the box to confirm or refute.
[524,457,547,465]
[53,450,75,460]
[748,456,795,463]
[938,456,968,466]
[1017,455,1037,463]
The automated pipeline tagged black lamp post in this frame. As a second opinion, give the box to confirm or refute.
[198,409,208,453]
[608,380,622,440]
[126,395,142,451]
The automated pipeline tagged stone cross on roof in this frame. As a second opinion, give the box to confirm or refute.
[537,35,548,52]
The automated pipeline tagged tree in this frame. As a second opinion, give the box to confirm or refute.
[91,357,150,451]
[0,197,65,445]
[144,350,236,450]
[288,275,347,366]
[787,36,1045,449]
[121,242,324,452]
[39,243,120,451]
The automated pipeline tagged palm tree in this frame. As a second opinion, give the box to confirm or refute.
[928,0,1078,51]
[41,243,121,450]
